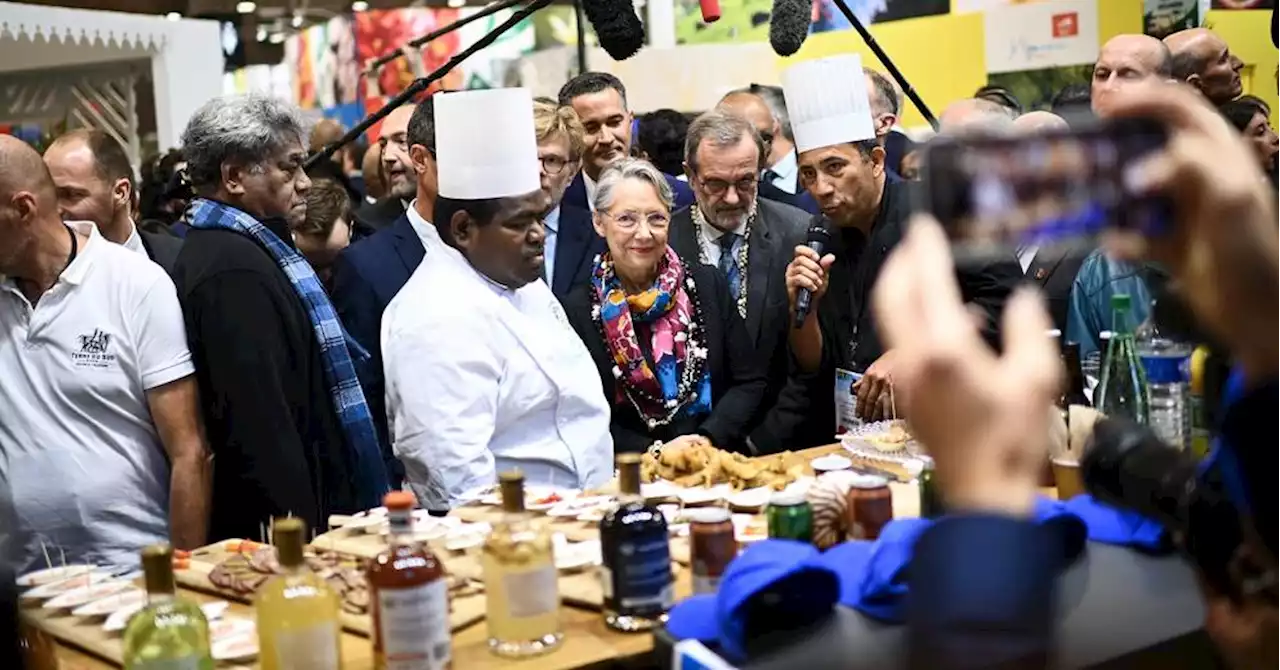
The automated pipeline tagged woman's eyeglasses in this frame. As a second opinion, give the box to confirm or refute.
[604,210,670,230]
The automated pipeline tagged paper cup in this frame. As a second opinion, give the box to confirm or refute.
[1051,458,1085,500]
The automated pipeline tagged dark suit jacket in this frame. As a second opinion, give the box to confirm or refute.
[759,179,819,215]
[563,263,768,454]
[562,171,695,212]
[139,227,183,275]
[329,214,425,486]
[550,204,604,299]
[353,197,407,237]
[667,199,816,453]
[1023,244,1090,335]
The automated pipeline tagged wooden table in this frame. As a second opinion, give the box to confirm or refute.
[35,444,1005,669]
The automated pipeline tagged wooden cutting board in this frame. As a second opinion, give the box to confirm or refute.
[175,540,486,635]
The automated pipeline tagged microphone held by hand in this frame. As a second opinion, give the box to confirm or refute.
[581,0,647,60]
[794,221,832,328]
[769,0,814,56]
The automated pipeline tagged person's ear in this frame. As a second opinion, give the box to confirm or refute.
[222,163,247,196]
[682,161,693,183]
[881,113,899,136]
[449,209,475,250]
[592,212,607,238]
[112,178,132,212]
[408,144,432,177]
[1186,73,1204,92]
[871,146,886,177]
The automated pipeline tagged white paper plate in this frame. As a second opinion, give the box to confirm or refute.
[210,616,256,641]
[44,580,135,610]
[726,487,771,510]
[103,600,230,634]
[554,540,602,572]
[810,454,853,473]
[575,508,607,523]
[210,622,258,662]
[677,485,730,507]
[17,565,98,588]
[71,589,145,618]
[641,480,680,500]
[21,571,117,601]
[656,504,681,524]
[442,523,492,552]
[545,496,612,518]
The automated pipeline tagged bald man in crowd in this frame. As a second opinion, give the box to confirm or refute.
[0,136,210,571]
[1092,34,1175,118]
[1013,110,1070,134]
[719,87,819,213]
[937,98,1016,136]
[1165,27,1244,105]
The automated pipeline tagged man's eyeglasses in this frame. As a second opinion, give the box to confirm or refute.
[603,210,670,230]
[378,133,409,152]
[540,155,570,175]
[695,175,758,197]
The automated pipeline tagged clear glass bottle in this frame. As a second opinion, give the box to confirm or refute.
[123,544,214,670]
[368,491,451,670]
[256,518,343,670]
[1134,301,1192,451]
[599,453,673,632]
[1096,293,1150,424]
[482,471,563,657]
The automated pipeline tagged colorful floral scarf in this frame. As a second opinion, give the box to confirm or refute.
[592,247,713,427]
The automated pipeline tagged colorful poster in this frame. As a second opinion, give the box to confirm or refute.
[533,6,593,49]
[675,0,773,44]
[456,8,537,89]
[811,0,950,33]
[286,16,360,110]
[355,8,466,102]
[984,0,1099,74]
[1145,0,1202,38]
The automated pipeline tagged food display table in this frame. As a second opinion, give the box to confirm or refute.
[28,444,949,669]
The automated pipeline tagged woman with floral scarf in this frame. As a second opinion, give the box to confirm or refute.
[563,158,768,454]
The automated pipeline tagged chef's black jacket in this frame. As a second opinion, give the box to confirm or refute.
[801,177,1022,430]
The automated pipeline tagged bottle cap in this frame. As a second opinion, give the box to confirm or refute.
[1111,293,1131,310]
[616,453,643,496]
[769,490,807,507]
[850,474,889,489]
[273,517,306,567]
[498,470,526,513]
[140,543,175,595]
[685,507,731,525]
[384,490,415,511]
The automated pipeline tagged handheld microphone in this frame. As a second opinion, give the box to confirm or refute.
[581,0,647,60]
[769,0,814,57]
[700,0,721,23]
[793,221,832,328]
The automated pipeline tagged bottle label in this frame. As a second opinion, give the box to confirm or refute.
[377,579,452,670]
[607,535,673,615]
[502,566,558,619]
[1141,354,1190,385]
[272,622,340,670]
[128,657,205,670]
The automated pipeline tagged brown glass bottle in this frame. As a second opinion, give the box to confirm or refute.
[368,491,451,670]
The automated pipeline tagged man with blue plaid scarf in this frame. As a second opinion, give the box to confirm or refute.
[171,95,389,542]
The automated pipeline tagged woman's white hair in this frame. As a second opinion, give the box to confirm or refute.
[593,158,674,213]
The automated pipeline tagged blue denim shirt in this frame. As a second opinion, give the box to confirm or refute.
[1065,249,1153,358]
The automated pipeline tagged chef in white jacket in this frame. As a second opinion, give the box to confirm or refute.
[381,88,614,510]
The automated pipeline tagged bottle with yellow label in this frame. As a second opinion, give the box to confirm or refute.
[256,518,343,670]
[1189,345,1211,459]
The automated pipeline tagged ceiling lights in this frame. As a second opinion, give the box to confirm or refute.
[235,1,257,14]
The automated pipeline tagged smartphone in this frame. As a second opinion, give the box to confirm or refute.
[919,117,1170,254]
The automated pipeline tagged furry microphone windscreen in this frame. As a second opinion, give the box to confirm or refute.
[769,0,814,57]
[581,0,647,60]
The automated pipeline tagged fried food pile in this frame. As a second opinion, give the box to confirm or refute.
[867,420,912,453]
[641,442,804,490]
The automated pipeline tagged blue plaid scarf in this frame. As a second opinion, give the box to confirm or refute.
[188,198,389,508]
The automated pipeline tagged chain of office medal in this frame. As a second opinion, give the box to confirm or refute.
[692,205,754,321]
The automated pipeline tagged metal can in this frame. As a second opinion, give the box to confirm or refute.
[845,474,893,540]
[766,491,813,543]
[687,508,737,595]
[916,456,944,519]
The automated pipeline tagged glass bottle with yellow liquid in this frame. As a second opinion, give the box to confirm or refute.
[482,470,563,658]
[256,517,343,670]
[123,543,213,670]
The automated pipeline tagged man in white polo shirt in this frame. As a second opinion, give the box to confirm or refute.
[0,137,210,573]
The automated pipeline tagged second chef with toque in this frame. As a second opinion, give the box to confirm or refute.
[381,88,614,510]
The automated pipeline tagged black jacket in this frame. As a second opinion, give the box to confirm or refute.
[172,214,361,542]
[139,227,183,275]
[667,199,820,453]
[1023,242,1090,335]
[563,263,768,454]
[353,197,407,236]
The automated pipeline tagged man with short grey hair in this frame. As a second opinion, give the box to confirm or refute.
[937,98,1018,137]
[669,109,813,453]
[173,94,389,542]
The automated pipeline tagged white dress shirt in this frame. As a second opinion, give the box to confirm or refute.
[766,151,800,195]
[543,205,560,287]
[1018,245,1040,274]
[405,199,436,249]
[583,171,599,212]
[381,224,614,509]
[696,214,749,268]
[120,223,146,256]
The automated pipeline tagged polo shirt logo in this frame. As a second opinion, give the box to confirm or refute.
[73,329,116,369]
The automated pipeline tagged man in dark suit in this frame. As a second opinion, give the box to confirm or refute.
[43,129,183,274]
[329,99,438,487]
[669,110,814,453]
[719,87,820,215]
[532,99,604,299]
[353,103,416,233]
[557,72,694,212]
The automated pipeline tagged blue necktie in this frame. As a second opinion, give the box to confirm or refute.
[717,232,741,304]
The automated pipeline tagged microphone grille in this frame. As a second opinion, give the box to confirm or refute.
[769,0,814,57]
[582,0,647,60]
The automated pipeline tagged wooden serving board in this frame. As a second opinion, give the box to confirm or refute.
[175,540,487,635]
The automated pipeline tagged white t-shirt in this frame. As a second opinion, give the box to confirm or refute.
[0,222,194,572]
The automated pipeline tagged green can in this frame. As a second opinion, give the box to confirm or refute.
[916,456,944,519]
[766,490,813,543]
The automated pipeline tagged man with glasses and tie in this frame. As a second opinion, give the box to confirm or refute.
[532,98,603,299]
[719,85,819,214]
[666,110,817,453]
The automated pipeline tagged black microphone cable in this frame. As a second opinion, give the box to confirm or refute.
[828,0,939,130]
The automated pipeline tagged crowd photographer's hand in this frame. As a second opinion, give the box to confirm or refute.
[1106,83,1279,382]
[873,218,1060,517]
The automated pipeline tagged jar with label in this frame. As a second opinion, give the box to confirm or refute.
[368,490,451,670]
[255,518,342,670]
[845,475,893,540]
[599,454,674,632]
[687,508,736,595]
[482,470,564,657]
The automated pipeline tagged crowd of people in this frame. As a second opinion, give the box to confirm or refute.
[0,20,1275,669]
